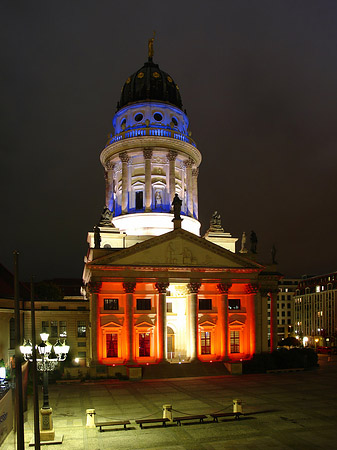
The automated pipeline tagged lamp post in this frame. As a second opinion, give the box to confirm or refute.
[21,334,69,443]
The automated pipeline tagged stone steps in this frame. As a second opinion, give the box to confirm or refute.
[142,361,230,379]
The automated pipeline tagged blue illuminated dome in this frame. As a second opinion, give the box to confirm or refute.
[117,58,183,111]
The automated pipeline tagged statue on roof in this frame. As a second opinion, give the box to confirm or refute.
[99,206,114,227]
[172,194,182,220]
[250,230,258,254]
[209,211,224,232]
[93,225,101,249]
[240,231,248,253]
[148,31,155,60]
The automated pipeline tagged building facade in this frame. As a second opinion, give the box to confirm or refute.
[82,44,281,368]
[294,272,337,347]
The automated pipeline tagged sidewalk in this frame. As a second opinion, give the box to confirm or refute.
[3,356,337,449]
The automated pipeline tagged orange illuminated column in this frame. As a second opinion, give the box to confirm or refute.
[88,281,101,364]
[269,289,278,352]
[123,281,136,363]
[155,282,169,362]
[187,282,201,361]
[247,283,260,354]
[217,283,232,360]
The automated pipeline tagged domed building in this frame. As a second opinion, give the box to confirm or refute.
[83,41,280,374]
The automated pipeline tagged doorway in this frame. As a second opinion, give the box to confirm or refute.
[167,326,175,361]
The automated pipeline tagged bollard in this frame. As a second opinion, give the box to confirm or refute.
[163,404,173,423]
[86,408,96,428]
[233,399,242,417]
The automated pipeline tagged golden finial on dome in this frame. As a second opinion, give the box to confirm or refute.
[148,31,155,60]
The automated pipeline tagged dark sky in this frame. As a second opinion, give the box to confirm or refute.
[1,1,337,281]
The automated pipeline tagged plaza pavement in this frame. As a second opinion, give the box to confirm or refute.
[3,355,337,450]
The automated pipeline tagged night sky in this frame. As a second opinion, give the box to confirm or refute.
[2,1,337,281]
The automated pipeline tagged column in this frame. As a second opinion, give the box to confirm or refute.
[217,283,232,359]
[247,284,261,354]
[104,161,115,211]
[184,158,193,217]
[123,281,136,363]
[87,281,101,365]
[155,282,169,362]
[143,148,153,212]
[269,289,279,352]
[187,282,201,361]
[166,150,177,204]
[192,167,199,219]
[119,152,129,214]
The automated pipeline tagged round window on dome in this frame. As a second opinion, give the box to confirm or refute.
[154,113,163,122]
[121,118,126,126]
[172,117,178,126]
[134,113,143,122]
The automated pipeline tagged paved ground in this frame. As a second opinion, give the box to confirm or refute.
[3,355,337,449]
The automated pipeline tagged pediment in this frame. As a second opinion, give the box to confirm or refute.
[101,315,123,328]
[229,314,246,325]
[89,229,262,270]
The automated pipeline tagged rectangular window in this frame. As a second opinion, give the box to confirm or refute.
[166,302,172,313]
[139,333,150,357]
[41,321,49,334]
[106,333,118,357]
[230,330,240,353]
[59,306,66,311]
[41,306,49,310]
[78,351,86,358]
[137,298,151,310]
[59,321,67,337]
[50,321,58,338]
[77,321,86,337]
[201,331,211,354]
[228,299,241,310]
[135,191,143,210]
[77,306,86,311]
[104,298,119,310]
[199,299,212,310]
[78,342,86,347]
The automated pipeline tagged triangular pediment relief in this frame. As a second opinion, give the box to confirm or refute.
[101,315,123,328]
[135,318,154,330]
[228,314,246,325]
[199,318,216,328]
[89,229,262,270]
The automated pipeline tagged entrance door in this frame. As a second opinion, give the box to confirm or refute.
[167,326,175,360]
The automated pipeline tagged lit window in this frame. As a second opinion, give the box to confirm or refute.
[201,331,211,354]
[230,331,240,353]
[316,285,320,293]
[139,333,150,357]
[77,321,86,338]
[104,299,119,310]
[106,334,118,357]
[228,299,241,310]
[59,321,67,337]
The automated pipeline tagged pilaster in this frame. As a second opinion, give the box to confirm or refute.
[217,283,232,359]
[143,148,153,212]
[87,281,101,365]
[123,281,136,363]
[187,282,201,361]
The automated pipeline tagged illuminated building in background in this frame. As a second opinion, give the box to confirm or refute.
[82,42,280,368]
[294,272,337,347]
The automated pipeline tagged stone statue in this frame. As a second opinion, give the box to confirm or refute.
[240,231,248,253]
[99,206,114,226]
[148,31,155,60]
[209,211,223,232]
[250,230,258,254]
[271,244,277,264]
[155,191,162,209]
[93,225,101,249]
[172,194,182,220]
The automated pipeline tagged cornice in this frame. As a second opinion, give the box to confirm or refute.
[100,136,202,167]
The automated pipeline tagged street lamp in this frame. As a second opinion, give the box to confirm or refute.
[21,333,70,442]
